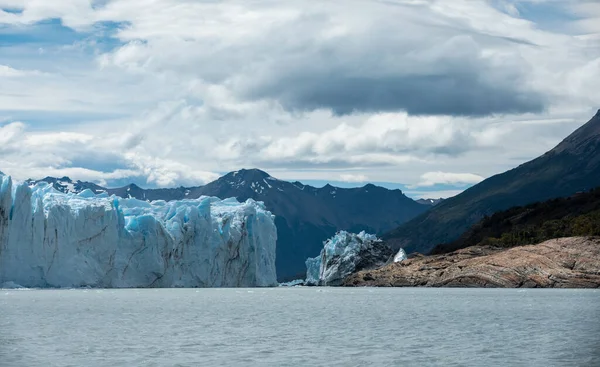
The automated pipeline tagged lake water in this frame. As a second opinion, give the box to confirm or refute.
[1,288,599,366]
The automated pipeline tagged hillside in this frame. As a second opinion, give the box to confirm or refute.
[431,188,600,254]
[384,110,600,254]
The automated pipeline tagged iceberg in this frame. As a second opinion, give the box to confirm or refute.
[305,231,393,286]
[0,175,277,288]
[393,248,407,263]
[278,279,304,287]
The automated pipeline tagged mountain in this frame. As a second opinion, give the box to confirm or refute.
[24,176,204,202]
[384,110,600,255]
[430,187,600,255]
[179,169,429,280]
[416,198,444,206]
[25,176,106,194]
[26,168,429,280]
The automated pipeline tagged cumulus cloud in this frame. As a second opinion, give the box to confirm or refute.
[90,1,550,116]
[410,172,485,188]
[339,174,369,183]
[0,0,599,193]
[0,120,219,187]
[0,65,28,77]
[219,112,524,168]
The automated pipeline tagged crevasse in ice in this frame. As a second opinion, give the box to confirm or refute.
[0,174,277,288]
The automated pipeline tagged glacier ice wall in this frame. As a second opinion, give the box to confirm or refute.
[0,175,277,288]
[305,231,393,286]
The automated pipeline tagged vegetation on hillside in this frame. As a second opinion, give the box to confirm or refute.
[430,187,600,255]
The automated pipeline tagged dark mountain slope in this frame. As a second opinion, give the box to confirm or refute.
[384,110,600,255]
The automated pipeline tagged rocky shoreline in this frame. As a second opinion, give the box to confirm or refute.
[343,237,600,288]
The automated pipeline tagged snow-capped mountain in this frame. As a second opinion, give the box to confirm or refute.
[26,168,430,281]
[25,176,106,195]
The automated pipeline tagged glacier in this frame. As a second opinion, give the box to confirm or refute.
[0,174,277,288]
[305,231,394,286]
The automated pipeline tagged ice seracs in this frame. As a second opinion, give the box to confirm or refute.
[305,231,393,286]
[0,174,277,288]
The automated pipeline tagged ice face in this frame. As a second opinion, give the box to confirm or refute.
[0,175,277,288]
[393,248,407,263]
[305,231,392,286]
[305,256,322,286]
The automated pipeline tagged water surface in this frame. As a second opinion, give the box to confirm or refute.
[1,288,599,366]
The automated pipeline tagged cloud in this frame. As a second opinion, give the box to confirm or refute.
[0,64,26,77]
[339,174,369,182]
[0,121,25,148]
[0,119,219,187]
[236,33,546,116]
[404,189,465,200]
[410,172,485,188]
[219,112,516,168]
[90,1,549,117]
[0,0,599,192]
[25,131,93,146]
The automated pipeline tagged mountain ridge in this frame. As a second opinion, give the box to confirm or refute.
[384,110,600,255]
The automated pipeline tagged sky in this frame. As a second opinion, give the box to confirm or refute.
[0,0,599,199]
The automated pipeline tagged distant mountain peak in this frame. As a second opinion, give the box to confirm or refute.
[216,168,279,195]
[233,168,271,178]
[222,168,273,183]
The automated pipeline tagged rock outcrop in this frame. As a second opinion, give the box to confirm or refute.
[343,237,600,288]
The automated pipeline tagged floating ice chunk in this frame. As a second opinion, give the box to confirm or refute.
[393,248,407,263]
[1,281,28,289]
[279,279,304,287]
